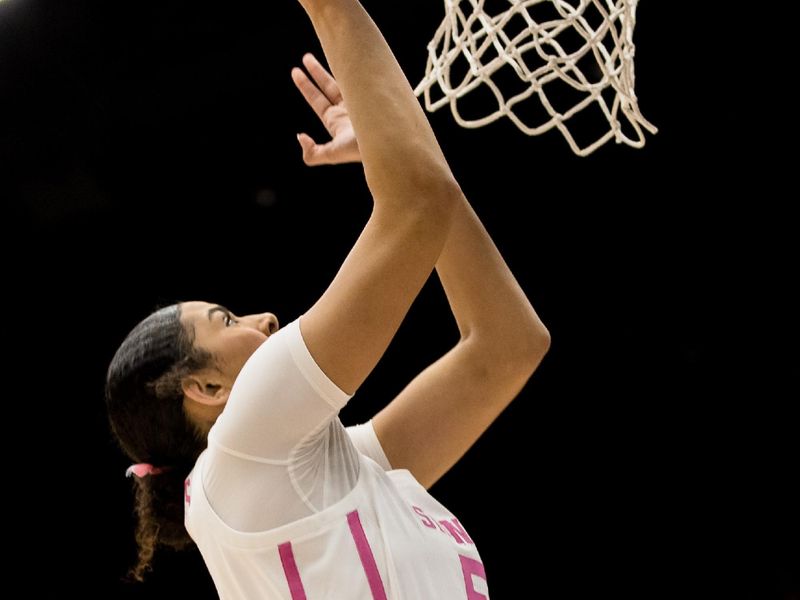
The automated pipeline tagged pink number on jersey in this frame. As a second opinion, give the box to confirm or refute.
[278,542,308,600]
[460,554,488,600]
[278,511,387,600]
[347,510,388,600]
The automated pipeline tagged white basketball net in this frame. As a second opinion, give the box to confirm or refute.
[415,0,658,156]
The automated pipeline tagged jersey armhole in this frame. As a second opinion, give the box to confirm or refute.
[347,420,393,471]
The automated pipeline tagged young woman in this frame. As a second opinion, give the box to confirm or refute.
[105,0,550,597]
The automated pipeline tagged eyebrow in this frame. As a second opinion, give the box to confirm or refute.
[207,305,232,322]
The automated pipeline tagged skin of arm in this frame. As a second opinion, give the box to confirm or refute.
[292,54,551,489]
[295,0,461,395]
[372,200,551,488]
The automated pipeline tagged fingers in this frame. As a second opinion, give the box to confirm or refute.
[301,53,343,106]
[291,67,331,122]
[292,53,346,167]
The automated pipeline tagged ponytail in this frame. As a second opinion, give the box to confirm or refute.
[105,304,211,581]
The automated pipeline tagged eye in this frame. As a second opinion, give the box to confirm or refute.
[224,314,238,327]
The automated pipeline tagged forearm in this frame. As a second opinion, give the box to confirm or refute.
[293,0,461,395]
[371,199,551,487]
[437,197,550,357]
[299,0,455,204]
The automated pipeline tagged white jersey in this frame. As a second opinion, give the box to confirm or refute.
[185,318,489,600]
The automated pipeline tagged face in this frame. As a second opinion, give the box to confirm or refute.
[180,301,279,389]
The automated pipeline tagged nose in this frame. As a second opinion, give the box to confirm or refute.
[241,312,279,336]
[257,313,279,336]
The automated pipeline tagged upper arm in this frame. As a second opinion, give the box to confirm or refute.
[300,183,458,396]
[371,337,545,489]
[210,319,350,462]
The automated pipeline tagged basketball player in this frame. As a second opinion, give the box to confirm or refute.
[105,0,550,597]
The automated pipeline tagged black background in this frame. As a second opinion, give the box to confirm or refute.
[2,1,795,598]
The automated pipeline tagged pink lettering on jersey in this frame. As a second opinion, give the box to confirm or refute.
[413,506,437,529]
[439,518,475,545]
[459,555,488,600]
[278,542,308,600]
[184,478,191,506]
[347,510,388,600]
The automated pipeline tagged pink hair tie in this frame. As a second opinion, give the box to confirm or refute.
[125,463,166,478]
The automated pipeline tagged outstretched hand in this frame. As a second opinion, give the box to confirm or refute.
[291,53,361,166]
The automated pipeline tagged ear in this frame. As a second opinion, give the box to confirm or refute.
[181,371,230,407]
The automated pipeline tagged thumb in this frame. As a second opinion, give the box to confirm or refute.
[296,133,321,166]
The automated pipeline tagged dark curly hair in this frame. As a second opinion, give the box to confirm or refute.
[105,304,212,582]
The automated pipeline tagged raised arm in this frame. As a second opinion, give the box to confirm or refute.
[297,0,459,395]
[291,54,550,488]
[372,199,551,487]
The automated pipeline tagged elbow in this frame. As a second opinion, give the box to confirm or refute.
[417,163,462,197]
[467,319,550,384]
[374,171,462,237]
[417,168,462,205]
[367,146,463,210]
[403,165,463,215]
[516,322,551,374]
[498,319,551,380]
[531,318,552,357]
[532,325,551,366]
